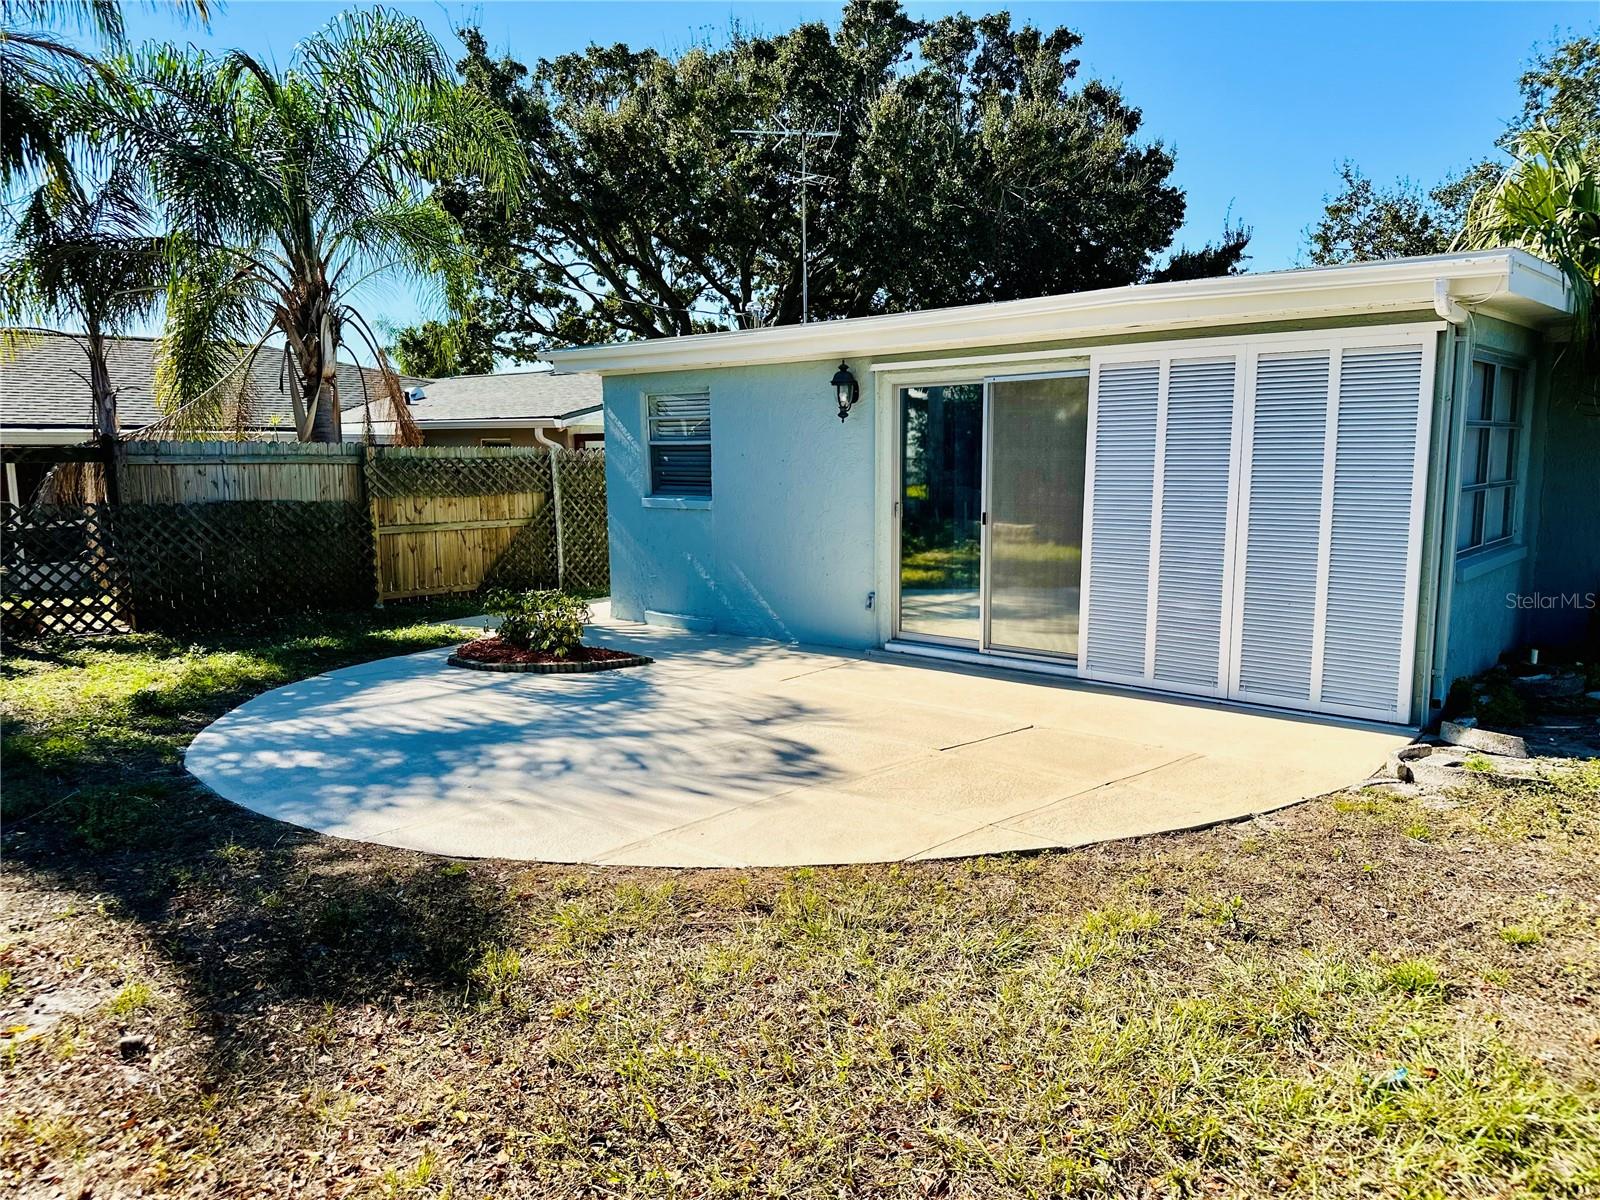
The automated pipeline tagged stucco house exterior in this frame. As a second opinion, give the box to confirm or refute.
[548,250,1597,729]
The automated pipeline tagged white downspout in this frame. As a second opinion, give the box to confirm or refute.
[534,424,567,588]
[1433,278,1469,325]
[1425,278,1472,722]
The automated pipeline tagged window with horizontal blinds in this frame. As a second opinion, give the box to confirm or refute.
[647,393,711,498]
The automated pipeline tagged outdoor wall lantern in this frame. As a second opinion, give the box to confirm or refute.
[832,362,860,421]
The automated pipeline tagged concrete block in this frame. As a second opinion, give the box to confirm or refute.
[1392,744,1472,788]
[1440,719,1529,759]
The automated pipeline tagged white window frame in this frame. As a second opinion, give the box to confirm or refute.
[643,391,712,503]
[1457,355,1528,558]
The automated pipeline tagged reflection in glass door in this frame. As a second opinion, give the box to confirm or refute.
[985,374,1089,657]
[897,384,983,643]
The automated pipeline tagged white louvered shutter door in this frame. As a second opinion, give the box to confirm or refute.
[1234,352,1331,704]
[1080,329,1433,725]
[1082,362,1159,679]
[1318,346,1426,717]
[1151,358,1237,691]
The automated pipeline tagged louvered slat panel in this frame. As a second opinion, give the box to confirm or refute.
[1237,353,1330,701]
[1153,358,1236,688]
[1084,362,1158,677]
[1319,346,1423,714]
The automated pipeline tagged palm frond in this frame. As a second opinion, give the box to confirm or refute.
[1459,125,1600,364]
[154,240,273,433]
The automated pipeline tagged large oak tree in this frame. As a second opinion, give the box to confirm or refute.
[418,0,1248,363]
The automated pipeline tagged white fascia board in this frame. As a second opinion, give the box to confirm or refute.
[545,250,1571,376]
[0,427,96,444]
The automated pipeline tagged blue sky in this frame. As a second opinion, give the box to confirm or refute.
[113,0,1594,345]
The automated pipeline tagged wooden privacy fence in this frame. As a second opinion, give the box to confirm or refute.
[115,441,372,629]
[0,440,608,637]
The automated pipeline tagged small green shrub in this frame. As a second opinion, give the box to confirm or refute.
[483,589,590,656]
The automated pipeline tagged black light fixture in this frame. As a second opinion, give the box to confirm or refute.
[831,362,860,421]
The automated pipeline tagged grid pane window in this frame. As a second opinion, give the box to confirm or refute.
[647,393,711,497]
[1458,361,1523,554]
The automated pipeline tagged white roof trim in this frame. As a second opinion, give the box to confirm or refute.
[545,250,1570,376]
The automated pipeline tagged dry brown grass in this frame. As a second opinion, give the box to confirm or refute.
[3,621,1598,1198]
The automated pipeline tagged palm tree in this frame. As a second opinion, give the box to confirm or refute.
[0,163,166,440]
[1,0,210,184]
[115,7,524,441]
[1459,125,1599,388]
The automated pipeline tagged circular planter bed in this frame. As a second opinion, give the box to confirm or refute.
[447,636,652,674]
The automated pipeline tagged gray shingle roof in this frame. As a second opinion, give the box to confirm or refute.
[0,332,426,435]
[396,370,601,425]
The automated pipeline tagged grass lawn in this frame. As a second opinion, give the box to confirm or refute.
[3,610,1599,1198]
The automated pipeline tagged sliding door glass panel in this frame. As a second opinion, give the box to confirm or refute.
[986,374,1088,656]
[898,384,983,643]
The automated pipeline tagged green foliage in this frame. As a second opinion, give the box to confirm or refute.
[483,588,590,656]
[1381,958,1446,996]
[1460,126,1600,379]
[1306,160,1499,266]
[0,0,127,185]
[106,979,153,1016]
[390,317,496,378]
[0,163,166,437]
[416,0,1248,360]
[1307,34,1597,267]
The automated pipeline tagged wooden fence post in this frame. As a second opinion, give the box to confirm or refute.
[549,446,567,592]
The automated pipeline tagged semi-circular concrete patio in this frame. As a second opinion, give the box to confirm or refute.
[185,611,1412,867]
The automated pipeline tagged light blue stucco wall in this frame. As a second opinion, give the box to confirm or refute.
[1437,316,1600,689]
[1526,351,1600,649]
[1438,316,1542,686]
[603,313,1595,689]
[603,359,880,647]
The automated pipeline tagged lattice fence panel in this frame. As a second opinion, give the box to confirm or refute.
[1,503,130,638]
[114,501,373,630]
[366,447,548,499]
[556,450,610,594]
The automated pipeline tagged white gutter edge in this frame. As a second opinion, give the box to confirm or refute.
[547,250,1568,374]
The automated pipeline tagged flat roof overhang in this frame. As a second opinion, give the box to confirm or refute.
[545,249,1572,376]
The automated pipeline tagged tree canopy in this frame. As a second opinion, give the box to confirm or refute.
[417,0,1248,364]
[1306,34,1598,266]
[102,7,524,440]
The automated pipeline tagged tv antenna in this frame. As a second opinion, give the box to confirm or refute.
[733,124,839,323]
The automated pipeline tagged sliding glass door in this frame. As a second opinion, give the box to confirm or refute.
[895,372,1087,658]
[985,374,1088,657]
[897,384,984,643]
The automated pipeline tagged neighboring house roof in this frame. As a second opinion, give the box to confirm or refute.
[345,369,603,436]
[0,332,426,439]
[546,249,1573,375]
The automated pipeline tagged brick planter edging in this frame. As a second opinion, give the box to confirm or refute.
[446,649,654,674]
